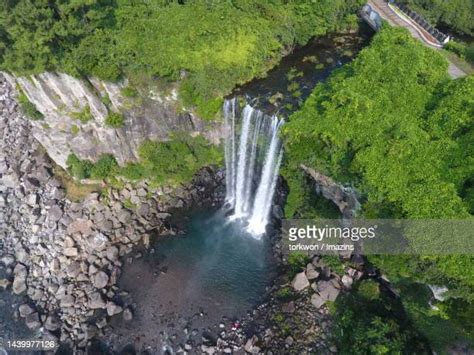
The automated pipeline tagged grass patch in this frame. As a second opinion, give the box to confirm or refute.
[71,105,93,123]
[441,49,474,76]
[123,198,137,210]
[104,112,125,128]
[71,124,80,135]
[276,287,294,301]
[121,86,139,98]
[53,164,102,202]
[101,93,112,106]
[287,252,310,278]
[18,90,43,120]
[320,255,345,276]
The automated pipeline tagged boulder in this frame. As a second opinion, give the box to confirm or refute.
[19,304,35,317]
[25,312,41,329]
[291,271,310,291]
[63,248,78,257]
[106,246,119,260]
[317,280,340,302]
[244,335,260,354]
[67,218,93,236]
[44,315,60,331]
[106,301,123,316]
[123,307,133,321]
[306,264,320,280]
[93,271,109,289]
[342,275,353,289]
[12,264,27,294]
[0,278,11,289]
[60,294,75,307]
[48,205,63,222]
[310,293,326,308]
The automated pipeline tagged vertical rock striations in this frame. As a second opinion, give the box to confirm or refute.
[2,72,223,169]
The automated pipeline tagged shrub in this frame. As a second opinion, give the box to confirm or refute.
[357,280,381,301]
[137,134,222,185]
[287,252,310,277]
[120,86,138,98]
[445,40,474,64]
[331,279,430,353]
[18,92,43,120]
[120,163,145,180]
[90,154,118,179]
[101,94,112,106]
[65,135,221,185]
[66,154,92,180]
[71,105,93,123]
[123,198,136,209]
[105,112,125,128]
[276,287,293,301]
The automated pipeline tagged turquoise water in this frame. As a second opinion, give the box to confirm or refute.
[115,209,277,349]
[152,210,276,318]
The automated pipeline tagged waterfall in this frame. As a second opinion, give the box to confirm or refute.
[223,98,284,237]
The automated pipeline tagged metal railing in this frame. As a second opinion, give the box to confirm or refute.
[391,1,449,44]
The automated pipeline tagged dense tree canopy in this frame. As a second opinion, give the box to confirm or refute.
[0,0,364,112]
[284,26,473,219]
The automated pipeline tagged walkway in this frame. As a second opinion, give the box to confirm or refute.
[368,0,466,78]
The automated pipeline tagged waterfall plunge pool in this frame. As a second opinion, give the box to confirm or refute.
[107,210,277,352]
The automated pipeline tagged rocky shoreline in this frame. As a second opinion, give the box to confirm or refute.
[0,74,224,352]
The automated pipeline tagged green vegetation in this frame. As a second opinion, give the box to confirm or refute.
[276,287,294,301]
[287,252,310,277]
[71,125,80,135]
[120,86,138,98]
[396,281,473,351]
[284,26,474,351]
[66,134,221,186]
[284,26,473,219]
[71,105,93,123]
[66,154,93,180]
[104,112,125,128]
[0,0,364,116]
[18,91,43,120]
[52,164,102,202]
[101,93,112,106]
[123,198,136,210]
[398,0,474,35]
[272,312,292,336]
[331,279,431,354]
[134,134,222,185]
[445,41,474,64]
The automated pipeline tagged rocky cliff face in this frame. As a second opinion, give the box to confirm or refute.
[2,72,223,170]
[301,164,360,219]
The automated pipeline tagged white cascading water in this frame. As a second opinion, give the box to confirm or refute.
[224,98,284,237]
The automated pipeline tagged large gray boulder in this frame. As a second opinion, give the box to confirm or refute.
[291,271,310,291]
